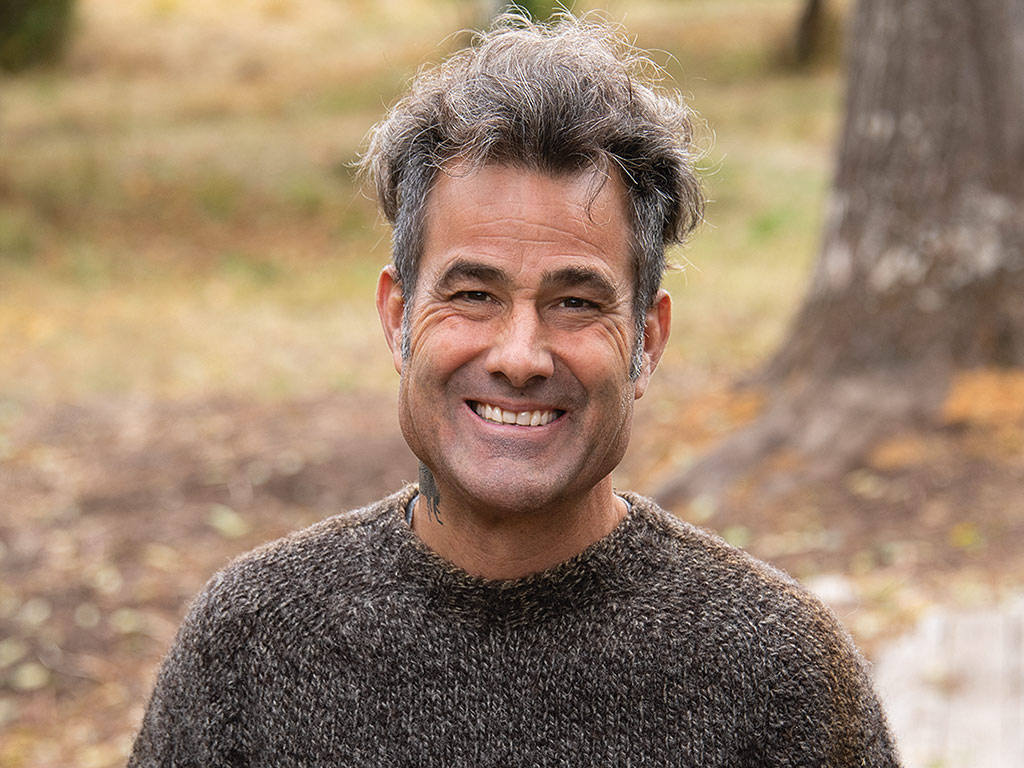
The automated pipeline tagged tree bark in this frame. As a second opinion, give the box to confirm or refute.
[656,0,1024,507]
[793,0,825,66]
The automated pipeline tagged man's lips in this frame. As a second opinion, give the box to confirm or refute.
[468,400,564,427]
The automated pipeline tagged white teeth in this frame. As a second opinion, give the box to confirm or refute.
[473,402,558,427]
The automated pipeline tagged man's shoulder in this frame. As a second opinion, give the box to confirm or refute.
[622,490,799,589]
[182,486,415,625]
[257,484,411,556]
[614,496,894,759]
[622,492,856,650]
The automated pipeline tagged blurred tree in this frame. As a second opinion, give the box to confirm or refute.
[658,0,1024,505]
[790,0,845,69]
[0,0,74,72]
[793,0,825,65]
[487,1,565,23]
[780,0,844,72]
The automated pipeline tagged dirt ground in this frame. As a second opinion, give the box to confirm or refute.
[1,370,1023,766]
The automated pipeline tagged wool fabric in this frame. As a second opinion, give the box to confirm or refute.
[128,486,900,766]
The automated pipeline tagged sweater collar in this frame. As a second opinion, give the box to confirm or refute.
[382,485,662,625]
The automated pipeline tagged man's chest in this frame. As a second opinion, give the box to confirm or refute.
[239,604,759,767]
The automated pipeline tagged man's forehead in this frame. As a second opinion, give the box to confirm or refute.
[434,257,622,298]
[417,166,630,271]
[422,163,629,236]
[426,160,627,215]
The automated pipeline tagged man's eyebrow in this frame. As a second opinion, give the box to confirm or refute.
[542,266,620,301]
[435,260,509,291]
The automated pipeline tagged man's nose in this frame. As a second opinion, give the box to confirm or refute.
[484,306,555,388]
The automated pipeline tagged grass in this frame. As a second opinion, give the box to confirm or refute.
[0,0,845,402]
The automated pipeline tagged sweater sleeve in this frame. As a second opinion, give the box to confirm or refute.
[755,590,901,768]
[127,573,254,768]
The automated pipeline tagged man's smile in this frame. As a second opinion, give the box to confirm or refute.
[469,400,564,427]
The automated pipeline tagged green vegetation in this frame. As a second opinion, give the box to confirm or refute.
[501,1,567,21]
[0,0,74,72]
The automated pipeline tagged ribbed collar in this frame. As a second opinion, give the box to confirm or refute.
[378,485,666,627]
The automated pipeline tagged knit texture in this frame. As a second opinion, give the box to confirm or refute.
[128,486,900,767]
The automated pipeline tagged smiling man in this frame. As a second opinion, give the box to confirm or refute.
[376,163,663,579]
[129,14,900,767]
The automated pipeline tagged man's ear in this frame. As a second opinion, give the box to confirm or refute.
[634,289,672,400]
[376,265,405,374]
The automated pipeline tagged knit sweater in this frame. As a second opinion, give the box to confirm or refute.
[128,486,900,767]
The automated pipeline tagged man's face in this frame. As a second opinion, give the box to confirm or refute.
[377,164,669,518]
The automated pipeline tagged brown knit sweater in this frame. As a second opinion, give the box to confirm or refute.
[128,486,900,766]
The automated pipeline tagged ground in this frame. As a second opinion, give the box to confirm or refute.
[2,370,1023,766]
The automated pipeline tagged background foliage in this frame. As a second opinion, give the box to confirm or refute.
[0,0,74,72]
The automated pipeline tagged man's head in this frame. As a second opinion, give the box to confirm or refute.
[367,14,703,524]
[361,13,704,377]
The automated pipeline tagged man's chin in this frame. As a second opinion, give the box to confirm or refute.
[445,471,587,519]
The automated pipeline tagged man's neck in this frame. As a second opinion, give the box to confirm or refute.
[410,473,628,580]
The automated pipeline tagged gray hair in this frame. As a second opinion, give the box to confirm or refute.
[360,12,704,376]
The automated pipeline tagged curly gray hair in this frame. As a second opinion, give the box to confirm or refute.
[360,13,704,375]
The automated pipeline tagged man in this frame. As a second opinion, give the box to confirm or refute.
[129,14,900,767]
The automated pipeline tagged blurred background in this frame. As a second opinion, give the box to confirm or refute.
[2,0,1022,765]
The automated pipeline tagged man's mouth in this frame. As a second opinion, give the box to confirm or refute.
[470,401,563,427]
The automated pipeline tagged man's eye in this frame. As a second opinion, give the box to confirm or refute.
[560,297,595,309]
[455,290,490,302]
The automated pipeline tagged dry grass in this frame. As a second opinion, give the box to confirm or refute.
[1,0,839,402]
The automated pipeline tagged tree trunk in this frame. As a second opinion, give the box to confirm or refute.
[657,0,1024,507]
[793,0,825,66]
